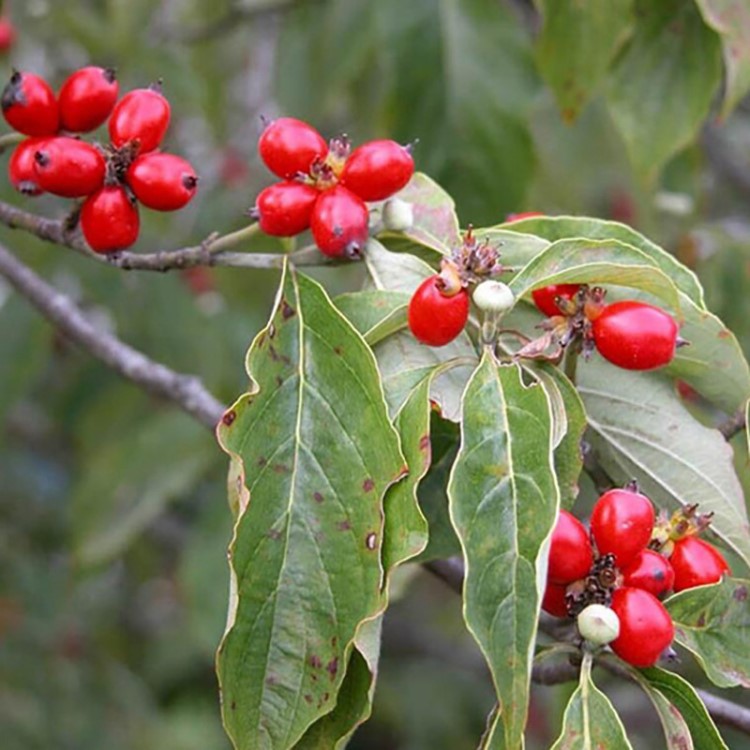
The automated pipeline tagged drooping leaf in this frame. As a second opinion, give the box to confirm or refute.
[694,0,750,118]
[550,654,632,750]
[534,0,634,121]
[449,355,558,749]
[216,262,405,750]
[605,0,722,180]
[667,577,750,688]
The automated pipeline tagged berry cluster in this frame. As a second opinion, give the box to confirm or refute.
[252,117,415,258]
[544,484,730,667]
[4,68,197,254]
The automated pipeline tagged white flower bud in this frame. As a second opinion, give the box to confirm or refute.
[577,603,620,646]
[472,280,515,314]
[382,198,414,231]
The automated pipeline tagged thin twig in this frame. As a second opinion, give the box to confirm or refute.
[0,242,226,430]
[718,405,746,441]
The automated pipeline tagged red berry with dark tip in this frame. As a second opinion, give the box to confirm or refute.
[255,181,318,237]
[58,66,119,133]
[340,139,414,201]
[33,136,105,197]
[310,185,369,258]
[81,186,140,254]
[621,548,675,597]
[670,536,730,592]
[258,117,328,179]
[9,137,47,195]
[126,152,198,211]
[548,510,592,585]
[542,582,569,618]
[531,284,581,317]
[109,86,170,153]
[2,71,59,136]
[408,275,470,347]
[610,587,674,667]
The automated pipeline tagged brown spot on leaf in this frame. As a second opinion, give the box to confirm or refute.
[281,299,296,320]
[222,410,236,426]
[313,492,324,503]
[337,520,351,531]
[268,345,280,361]
[273,463,290,474]
[257,332,266,346]
[331,636,337,648]
[310,655,322,669]
[718,329,731,339]
[334,346,343,355]
[366,532,377,550]
[669,734,690,750]
[734,585,748,602]
[276,376,284,388]
[311,674,318,682]
[326,657,338,680]
[304,694,313,704]
[257,456,267,468]
[363,478,375,492]
[419,435,430,451]
[267,529,282,541]
[265,674,278,686]
[697,613,706,627]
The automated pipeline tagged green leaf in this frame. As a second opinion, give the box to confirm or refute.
[637,666,728,749]
[550,654,632,749]
[605,0,722,180]
[449,355,558,749]
[667,577,750,688]
[334,290,410,346]
[694,0,750,118]
[535,0,634,121]
[578,359,750,567]
[508,238,681,314]
[216,263,405,750]
[493,215,704,305]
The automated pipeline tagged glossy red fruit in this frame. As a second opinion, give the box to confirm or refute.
[2,71,59,136]
[670,537,730,592]
[310,185,369,257]
[590,487,655,568]
[408,275,470,347]
[531,284,581,317]
[258,117,328,179]
[340,139,414,201]
[109,86,170,153]
[126,152,197,211]
[548,510,592,585]
[542,582,569,618]
[591,300,678,371]
[0,17,17,52]
[9,137,47,195]
[255,181,318,236]
[58,66,119,133]
[621,548,675,597]
[80,186,139,254]
[33,136,105,197]
[610,587,674,667]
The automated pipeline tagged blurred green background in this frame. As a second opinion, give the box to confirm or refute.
[2,1,750,748]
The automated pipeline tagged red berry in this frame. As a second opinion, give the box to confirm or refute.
[2,71,59,136]
[505,211,544,222]
[0,17,17,52]
[80,186,139,254]
[531,284,581,317]
[310,185,369,258]
[126,152,198,211]
[621,548,675,597]
[33,136,105,197]
[591,300,678,371]
[9,137,47,196]
[109,86,170,153]
[670,536,730,592]
[255,181,318,237]
[258,117,328,179]
[590,487,654,568]
[548,510,592,585]
[340,139,414,201]
[408,275,470,347]
[542,582,569,618]
[58,66,119,133]
[610,587,674,667]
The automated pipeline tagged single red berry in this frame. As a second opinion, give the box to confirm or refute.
[408,275,470,347]
[9,137,47,195]
[310,185,369,258]
[2,71,59,136]
[255,181,318,236]
[542,582,569,618]
[340,139,414,201]
[33,136,105,197]
[80,186,140,254]
[621,548,675,597]
[109,86,170,153]
[591,300,678,371]
[670,536,730,592]
[258,117,328,179]
[506,211,544,222]
[58,66,119,133]
[610,587,674,667]
[531,284,581,317]
[590,487,655,568]
[0,17,17,52]
[548,510,592,585]
[126,152,198,211]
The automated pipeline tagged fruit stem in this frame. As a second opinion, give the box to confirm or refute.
[206,222,261,254]
[0,131,23,153]
[563,341,580,384]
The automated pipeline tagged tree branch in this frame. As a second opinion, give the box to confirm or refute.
[0,242,226,430]
[718,405,746,441]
